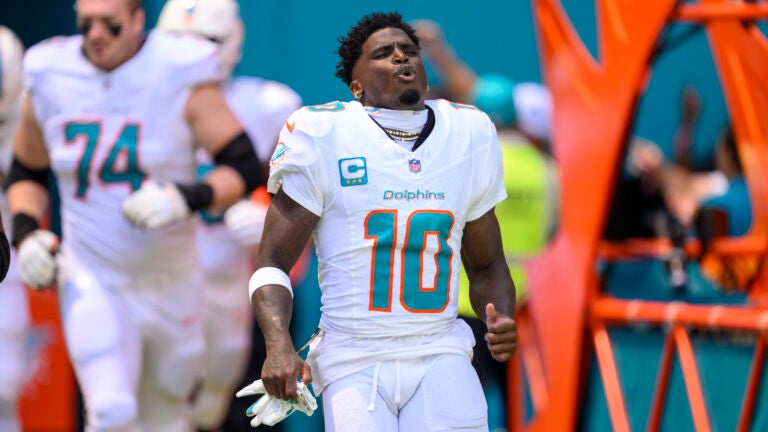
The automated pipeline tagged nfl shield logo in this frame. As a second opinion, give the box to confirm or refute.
[408,159,421,173]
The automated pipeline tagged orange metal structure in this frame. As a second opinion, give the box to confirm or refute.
[19,290,77,432]
[512,1,768,431]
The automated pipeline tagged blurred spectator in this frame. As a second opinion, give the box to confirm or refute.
[629,125,750,235]
[672,85,701,171]
[413,19,560,432]
[628,124,754,294]
[604,87,708,294]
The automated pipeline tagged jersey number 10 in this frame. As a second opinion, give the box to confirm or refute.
[365,209,454,313]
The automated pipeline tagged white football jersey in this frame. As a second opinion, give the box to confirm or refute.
[24,30,223,275]
[270,100,506,339]
[196,76,300,276]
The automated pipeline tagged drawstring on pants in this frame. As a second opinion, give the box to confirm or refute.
[394,359,401,406]
[368,362,382,411]
[367,360,402,411]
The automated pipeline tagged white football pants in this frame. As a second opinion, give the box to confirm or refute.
[322,353,488,432]
[59,255,204,432]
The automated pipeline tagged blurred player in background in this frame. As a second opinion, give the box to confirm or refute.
[4,0,262,430]
[0,25,27,432]
[157,0,301,430]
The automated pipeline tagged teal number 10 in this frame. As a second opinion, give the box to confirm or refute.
[364,209,454,313]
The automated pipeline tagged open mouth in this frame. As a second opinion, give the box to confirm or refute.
[395,65,416,82]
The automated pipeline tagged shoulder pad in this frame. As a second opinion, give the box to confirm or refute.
[431,99,487,119]
[283,101,348,138]
[24,35,85,78]
[430,99,495,136]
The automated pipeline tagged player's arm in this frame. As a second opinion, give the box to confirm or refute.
[122,83,264,229]
[249,187,319,400]
[186,82,263,211]
[5,94,51,243]
[411,20,477,102]
[461,208,517,361]
[4,94,59,289]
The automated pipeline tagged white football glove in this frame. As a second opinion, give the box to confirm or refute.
[223,200,268,247]
[17,230,59,289]
[121,181,190,229]
[235,379,317,427]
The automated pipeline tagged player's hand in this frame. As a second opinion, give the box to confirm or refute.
[235,379,317,427]
[224,199,268,247]
[485,303,517,362]
[121,180,191,229]
[17,230,60,289]
[261,346,313,401]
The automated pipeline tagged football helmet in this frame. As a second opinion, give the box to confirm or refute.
[157,0,244,76]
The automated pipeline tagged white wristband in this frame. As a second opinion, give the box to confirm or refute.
[248,267,293,304]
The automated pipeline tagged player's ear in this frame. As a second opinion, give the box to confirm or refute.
[350,81,363,99]
[131,7,145,34]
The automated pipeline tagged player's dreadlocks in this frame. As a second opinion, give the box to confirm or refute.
[335,11,420,85]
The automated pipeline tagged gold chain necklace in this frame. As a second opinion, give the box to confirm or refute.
[383,127,421,141]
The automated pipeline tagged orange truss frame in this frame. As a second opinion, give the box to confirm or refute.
[512,1,768,431]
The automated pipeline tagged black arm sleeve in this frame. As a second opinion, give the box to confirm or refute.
[213,131,264,192]
[3,158,51,191]
[175,132,261,212]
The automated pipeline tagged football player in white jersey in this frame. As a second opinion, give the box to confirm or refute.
[156,0,302,429]
[239,12,518,432]
[0,25,27,432]
[4,0,264,430]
